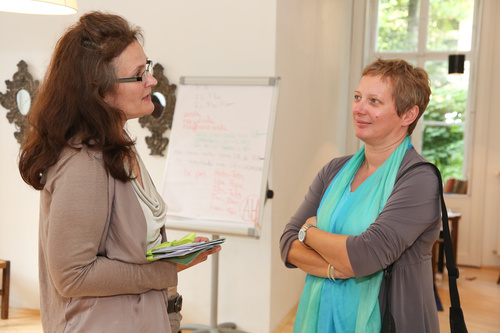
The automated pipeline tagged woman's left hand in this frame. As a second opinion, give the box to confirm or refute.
[176,237,222,272]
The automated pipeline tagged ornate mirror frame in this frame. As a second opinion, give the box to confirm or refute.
[139,63,177,156]
[0,60,39,146]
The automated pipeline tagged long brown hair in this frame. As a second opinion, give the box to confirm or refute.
[362,58,431,135]
[19,11,143,190]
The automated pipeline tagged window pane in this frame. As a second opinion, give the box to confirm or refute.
[424,60,469,123]
[422,124,464,180]
[372,0,478,185]
[376,0,420,52]
[422,60,469,181]
[427,0,474,51]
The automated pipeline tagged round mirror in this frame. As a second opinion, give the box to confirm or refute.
[151,92,166,118]
[16,89,31,115]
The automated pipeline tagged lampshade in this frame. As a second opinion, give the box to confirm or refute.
[0,0,78,15]
[448,54,465,74]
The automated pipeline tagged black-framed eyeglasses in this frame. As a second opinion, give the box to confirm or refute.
[115,60,153,83]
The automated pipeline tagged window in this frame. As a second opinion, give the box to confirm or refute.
[368,0,479,186]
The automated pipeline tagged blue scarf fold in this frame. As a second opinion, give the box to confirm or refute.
[294,137,411,333]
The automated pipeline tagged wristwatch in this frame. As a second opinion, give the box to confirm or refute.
[298,224,315,249]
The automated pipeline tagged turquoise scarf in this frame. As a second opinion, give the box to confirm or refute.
[294,136,411,333]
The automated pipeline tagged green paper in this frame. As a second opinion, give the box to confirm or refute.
[146,232,196,257]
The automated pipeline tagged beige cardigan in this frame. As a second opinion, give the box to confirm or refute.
[38,145,177,332]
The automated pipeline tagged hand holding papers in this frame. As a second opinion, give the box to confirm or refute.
[146,233,226,265]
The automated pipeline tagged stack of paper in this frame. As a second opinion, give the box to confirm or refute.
[147,234,225,265]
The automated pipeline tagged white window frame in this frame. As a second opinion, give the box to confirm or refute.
[363,0,483,181]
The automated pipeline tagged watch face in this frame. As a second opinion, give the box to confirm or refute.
[298,229,305,242]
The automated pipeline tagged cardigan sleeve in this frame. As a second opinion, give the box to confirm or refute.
[279,156,351,268]
[40,147,177,298]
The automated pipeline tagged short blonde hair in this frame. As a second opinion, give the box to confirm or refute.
[362,58,431,135]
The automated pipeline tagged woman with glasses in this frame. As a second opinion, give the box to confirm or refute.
[18,11,220,333]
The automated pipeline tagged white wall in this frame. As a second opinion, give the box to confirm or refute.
[270,0,353,328]
[0,1,280,332]
[474,0,500,266]
[0,9,76,311]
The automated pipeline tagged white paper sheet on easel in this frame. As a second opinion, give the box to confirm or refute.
[161,81,277,231]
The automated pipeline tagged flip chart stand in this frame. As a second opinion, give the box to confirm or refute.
[180,235,248,333]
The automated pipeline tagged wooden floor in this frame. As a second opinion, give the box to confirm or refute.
[1,266,499,332]
[273,266,500,333]
[0,308,43,332]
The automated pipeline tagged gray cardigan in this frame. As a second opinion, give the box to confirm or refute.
[280,148,441,332]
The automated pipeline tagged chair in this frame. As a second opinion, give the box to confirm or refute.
[432,213,461,283]
[432,236,445,282]
[0,260,10,319]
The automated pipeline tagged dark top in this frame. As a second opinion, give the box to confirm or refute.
[280,148,441,332]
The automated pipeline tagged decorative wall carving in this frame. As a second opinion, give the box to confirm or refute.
[138,63,177,156]
[0,60,39,146]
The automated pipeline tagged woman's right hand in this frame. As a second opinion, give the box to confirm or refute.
[176,238,221,272]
